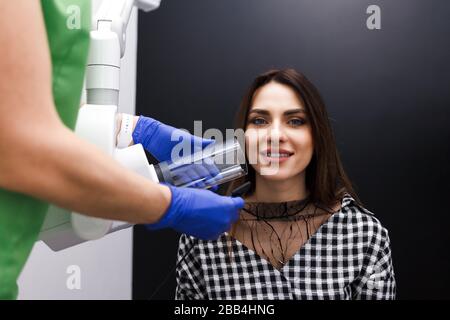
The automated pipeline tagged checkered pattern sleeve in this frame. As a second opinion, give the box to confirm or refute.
[352,221,396,300]
[175,234,207,300]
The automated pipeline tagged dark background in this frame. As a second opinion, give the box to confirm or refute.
[133,0,450,299]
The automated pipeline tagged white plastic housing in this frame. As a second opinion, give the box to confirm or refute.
[86,30,121,105]
[136,0,161,12]
[39,105,158,251]
[86,0,161,106]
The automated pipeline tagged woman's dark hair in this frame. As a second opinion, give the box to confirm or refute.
[227,69,362,208]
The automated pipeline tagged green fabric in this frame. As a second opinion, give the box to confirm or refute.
[0,0,90,300]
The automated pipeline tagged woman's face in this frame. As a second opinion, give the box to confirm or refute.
[245,82,314,181]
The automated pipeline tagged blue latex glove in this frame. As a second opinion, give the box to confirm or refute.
[147,185,244,240]
[133,116,212,162]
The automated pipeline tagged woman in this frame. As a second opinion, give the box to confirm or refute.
[175,69,396,300]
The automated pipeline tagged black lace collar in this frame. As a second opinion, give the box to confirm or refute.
[242,197,321,220]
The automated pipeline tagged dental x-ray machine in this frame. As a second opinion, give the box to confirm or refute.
[38,0,163,251]
[38,0,247,251]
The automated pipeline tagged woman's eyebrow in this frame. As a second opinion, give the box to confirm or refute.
[284,108,307,116]
[248,108,306,116]
[248,108,270,115]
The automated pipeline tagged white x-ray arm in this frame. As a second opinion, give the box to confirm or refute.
[87,0,161,105]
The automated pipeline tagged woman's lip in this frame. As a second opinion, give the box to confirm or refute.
[261,149,294,155]
[259,153,293,163]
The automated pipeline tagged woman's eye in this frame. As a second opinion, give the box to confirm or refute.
[288,118,306,126]
[249,118,267,126]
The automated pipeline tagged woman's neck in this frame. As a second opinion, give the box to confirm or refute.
[248,173,309,203]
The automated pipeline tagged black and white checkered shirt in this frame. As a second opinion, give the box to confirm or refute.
[175,195,396,300]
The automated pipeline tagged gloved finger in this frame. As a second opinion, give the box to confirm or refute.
[230,209,240,223]
[192,136,215,149]
[184,168,207,189]
[200,159,221,188]
[192,165,219,191]
[231,197,245,209]
[209,185,219,192]
[190,163,220,189]
[228,198,244,221]
[171,168,196,186]
[201,138,215,148]
[204,172,224,190]
[192,164,217,189]
[192,136,215,155]
[202,160,220,176]
[173,162,208,184]
[172,129,200,158]
[199,139,217,158]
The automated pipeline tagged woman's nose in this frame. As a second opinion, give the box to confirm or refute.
[267,122,288,144]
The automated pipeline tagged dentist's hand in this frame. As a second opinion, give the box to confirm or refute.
[132,116,212,162]
[169,159,221,190]
[147,185,244,240]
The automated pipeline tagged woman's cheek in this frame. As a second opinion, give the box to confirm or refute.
[293,128,314,153]
[299,135,314,167]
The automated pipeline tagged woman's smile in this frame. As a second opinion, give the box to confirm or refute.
[259,148,294,163]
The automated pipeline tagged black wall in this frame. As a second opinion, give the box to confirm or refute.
[133,0,450,299]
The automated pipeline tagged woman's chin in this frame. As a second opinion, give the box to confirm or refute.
[256,167,299,181]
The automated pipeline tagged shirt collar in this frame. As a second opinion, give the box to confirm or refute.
[340,193,374,215]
